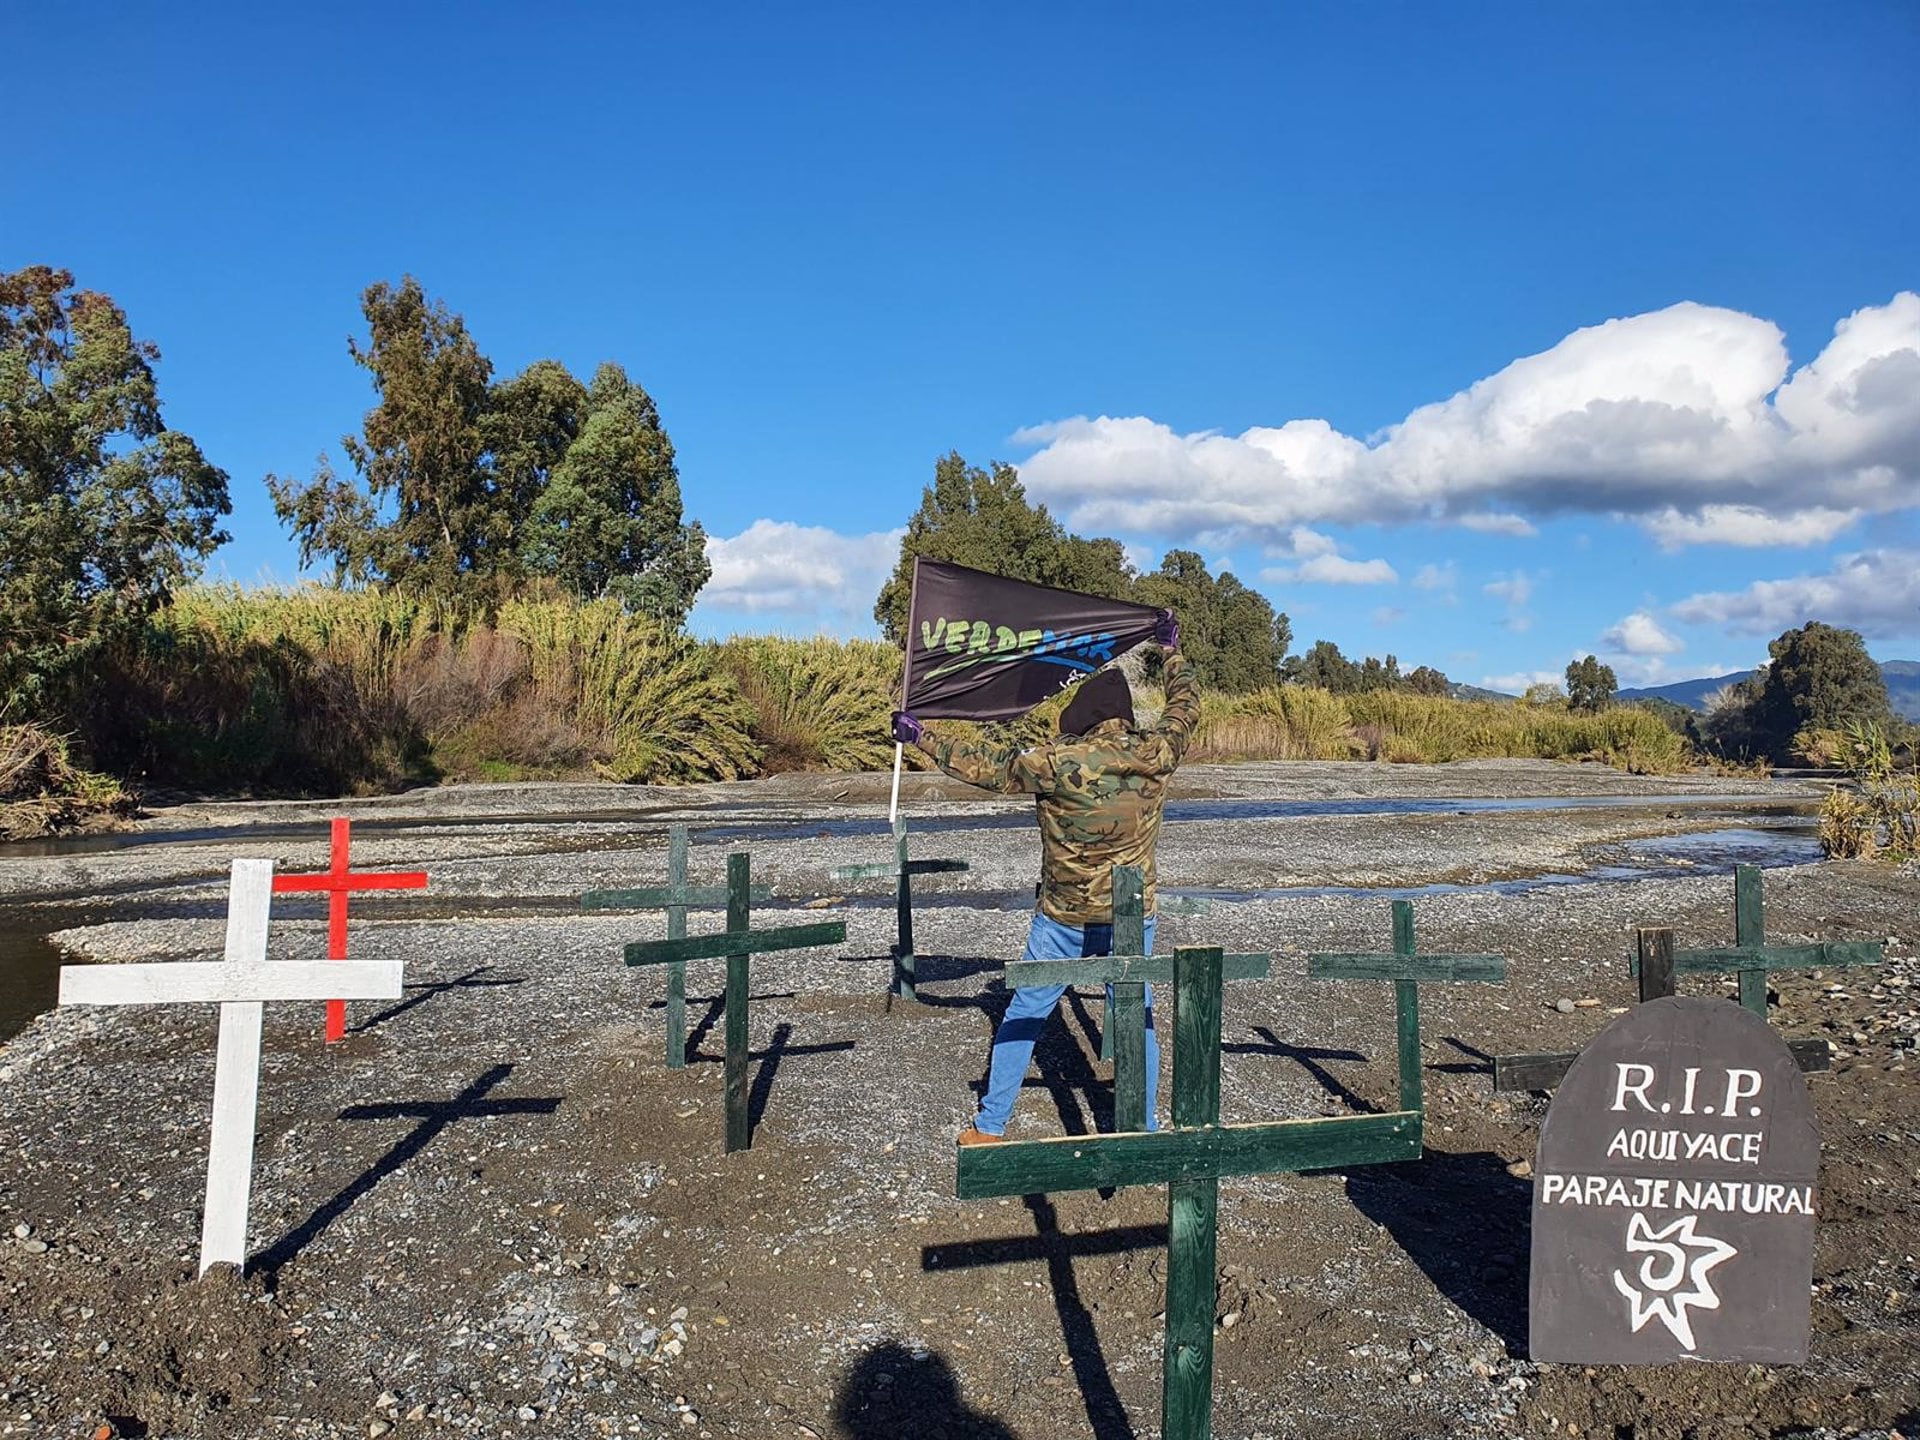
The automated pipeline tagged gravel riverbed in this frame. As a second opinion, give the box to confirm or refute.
[0,760,1914,1440]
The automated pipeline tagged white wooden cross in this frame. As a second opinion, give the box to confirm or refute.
[59,858,404,1275]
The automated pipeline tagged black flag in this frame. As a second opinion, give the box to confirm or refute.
[902,558,1162,721]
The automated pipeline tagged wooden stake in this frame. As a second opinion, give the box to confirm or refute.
[1392,900,1423,1116]
[1734,863,1767,1017]
[725,853,752,1154]
[1637,926,1676,1004]
[665,826,689,1068]
[1164,945,1224,1440]
[1111,865,1149,1133]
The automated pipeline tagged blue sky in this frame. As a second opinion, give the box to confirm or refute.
[6,3,1917,690]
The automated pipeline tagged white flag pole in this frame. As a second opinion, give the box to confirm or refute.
[889,742,904,826]
[893,554,919,831]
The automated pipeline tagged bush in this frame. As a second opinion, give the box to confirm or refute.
[1819,788,1877,859]
[73,586,763,790]
[76,586,437,794]
[1187,686,1690,772]
[0,722,135,839]
[498,599,760,783]
[1818,721,1920,860]
[1793,726,1851,768]
[710,636,899,773]
[45,584,1705,796]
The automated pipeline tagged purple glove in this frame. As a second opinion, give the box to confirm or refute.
[891,711,923,745]
[1154,609,1179,649]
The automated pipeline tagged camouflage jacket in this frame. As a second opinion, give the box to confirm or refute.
[914,652,1199,924]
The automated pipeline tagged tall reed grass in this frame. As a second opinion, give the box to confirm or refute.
[59,585,1697,796]
[1819,722,1920,860]
[1188,687,1689,772]
[499,600,758,783]
[78,586,760,791]
[709,636,900,774]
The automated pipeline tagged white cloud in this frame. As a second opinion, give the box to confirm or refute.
[1601,610,1684,656]
[1013,293,1920,549]
[1259,527,1397,584]
[1282,526,1340,559]
[1372,606,1404,625]
[1263,553,1399,585]
[1670,548,1920,640]
[1484,570,1537,633]
[1412,561,1457,592]
[1484,573,1534,606]
[1642,504,1862,549]
[697,520,902,629]
[1483,668,1565,694]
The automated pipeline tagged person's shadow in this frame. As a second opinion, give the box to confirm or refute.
[832,1341,1019,1439]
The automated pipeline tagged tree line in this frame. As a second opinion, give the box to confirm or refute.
[2,263,1902,769]
[1,267,711,713]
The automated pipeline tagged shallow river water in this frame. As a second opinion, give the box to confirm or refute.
[0,790,1821,1043]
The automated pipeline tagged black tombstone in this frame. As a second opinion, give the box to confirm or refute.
[1529,995,1820,1365]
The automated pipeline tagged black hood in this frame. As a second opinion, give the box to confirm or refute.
[1059,669,1134,736]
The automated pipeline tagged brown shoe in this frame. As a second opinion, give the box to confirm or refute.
[957,1125,1008,1146]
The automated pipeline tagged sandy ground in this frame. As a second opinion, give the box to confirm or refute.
[0,760,1914,1440]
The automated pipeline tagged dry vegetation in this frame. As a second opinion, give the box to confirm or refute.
[1186,684,1690,773]
[1818,723,1920,860]
[35,585,1700,802]
[0,723,134,840]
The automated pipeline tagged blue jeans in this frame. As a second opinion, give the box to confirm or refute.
[974,912,1160,1135]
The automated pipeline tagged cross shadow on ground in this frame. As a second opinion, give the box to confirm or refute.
[912,970,1148,1435]
[1430,1035,1497,1076]
[350,964,526,1033]
[892,959,1009,1022]
[252,1062,561,1283]
[1344,1148,1533,1355]
[1222,1026,1375,1112]
[1044,989,1118,1136]
[668,989,798,1062]
[734,1020,856,1136]
[921,1195,1158,1440]
[832,1340,1020,1439]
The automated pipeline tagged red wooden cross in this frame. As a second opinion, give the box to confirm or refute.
[272,817,429,1042]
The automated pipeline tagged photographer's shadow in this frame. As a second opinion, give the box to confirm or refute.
[832,1340,1019,1439]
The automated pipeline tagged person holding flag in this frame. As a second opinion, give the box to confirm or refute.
[891,601,1194,1143]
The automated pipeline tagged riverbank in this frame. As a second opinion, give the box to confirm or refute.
[0,761,1912,1439]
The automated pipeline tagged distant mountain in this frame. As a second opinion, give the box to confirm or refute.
[1884,660,1920,721]
[1620,661,1920,721]
[1449,681,1515,702]
[1617,670,1752,711]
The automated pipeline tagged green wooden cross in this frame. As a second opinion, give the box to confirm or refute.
[959,911,1504,1440]
[1308,898,1506,1116]
[622,852,844,1152]
[1494,864,1883,1091]
[1094,878,1212,1060]
[1008,865,1270,1133]
[828,819,969,1002]
[1655,863,1883,1017]
[582,824,771,1069]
